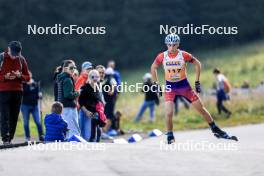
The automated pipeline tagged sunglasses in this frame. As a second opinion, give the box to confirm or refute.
[69,66,77,70]
[91,75,99,80]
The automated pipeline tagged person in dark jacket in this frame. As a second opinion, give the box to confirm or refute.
[44,102,68,142]
[173,95,190,115]
[79,69,105,142]
[0,41,30,145]
[21,71,44,142]
[57,60,80,139]
[102,67,118,136]
[53,61,64,101]
[134,73,159,123]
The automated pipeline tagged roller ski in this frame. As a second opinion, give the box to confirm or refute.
[210,122,238,141]
[214,133,238,141]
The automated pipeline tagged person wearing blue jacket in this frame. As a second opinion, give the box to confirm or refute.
[44,102,68,142]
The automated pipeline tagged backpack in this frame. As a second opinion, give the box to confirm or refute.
[0,52,23,72]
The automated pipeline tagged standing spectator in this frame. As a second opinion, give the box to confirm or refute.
[53,61,65,101]
[44,102,68,142]
[174,95,190,115]
[96,65,106,83]
[134,73,159,123]
[57,60,80,138]
[96,65,106,103]
[103,67,118,136]
[75,61,93,139]
[96,65,114,139]
[258,81,264,91]
[0,41,30,145]
[107,60,121,86]
[21,71,44,142]
[72,69,79,84]
[213,68,232,117]
[79,70,105,142]
[75,61,93,91]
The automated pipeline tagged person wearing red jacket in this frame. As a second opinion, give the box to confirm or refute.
[0,41,30,145]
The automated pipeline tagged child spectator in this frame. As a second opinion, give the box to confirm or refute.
[44,102,68,142]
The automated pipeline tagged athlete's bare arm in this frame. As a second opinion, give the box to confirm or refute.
[151,62,159,83]
[191,56,201,82]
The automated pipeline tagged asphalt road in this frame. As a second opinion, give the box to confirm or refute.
[0,124,263,176]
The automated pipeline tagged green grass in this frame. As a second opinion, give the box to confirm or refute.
[15,40,264,138]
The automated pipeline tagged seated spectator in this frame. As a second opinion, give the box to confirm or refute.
[44,102,68,142]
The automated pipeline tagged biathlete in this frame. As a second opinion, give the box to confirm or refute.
[151,33,238,144]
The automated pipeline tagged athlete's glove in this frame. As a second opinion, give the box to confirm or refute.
[154,82,162,97]
[195,81,201,93]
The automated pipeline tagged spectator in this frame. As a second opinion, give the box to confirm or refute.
[0,41,30,145]
[44,102,68,142]
[107,60,121,86]
[258,81,264,90]
[57,60,80,139]
[72,69,79,83]
[76,61,93,140]
[21,71,44,142]
[134,73,159,123]
[213,68,232,117]
[174,95,190,115]
[96,65,106,103]
[75,61,93,91]
[241,81,250,89]
[96,65,106,83]
[103,67,118,136]
[53,61,65,101]
[79,70,105,142]
[96,65,114,139]
[115,111,125,135]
